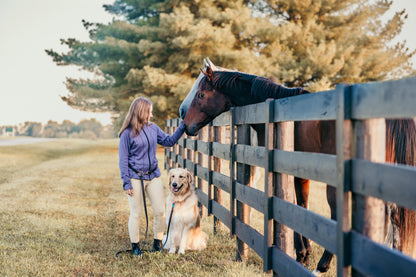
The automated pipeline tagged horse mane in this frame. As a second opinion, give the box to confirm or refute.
[251,76,308,99]
[211,71,308,106]
[386,119,416,166]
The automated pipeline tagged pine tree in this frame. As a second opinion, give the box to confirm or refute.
[46,0,415,128]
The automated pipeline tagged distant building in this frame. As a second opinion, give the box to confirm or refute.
[1,126,16,136]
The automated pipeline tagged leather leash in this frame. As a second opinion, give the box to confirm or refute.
[128,164,157,240]
[115,165,155,258]
[162,202,175,248]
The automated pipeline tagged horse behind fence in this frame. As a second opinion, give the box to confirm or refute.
[166,70,416,276]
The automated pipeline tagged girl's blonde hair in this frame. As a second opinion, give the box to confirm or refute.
[118,97,153,138]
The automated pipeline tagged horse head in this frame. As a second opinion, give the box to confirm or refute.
[180,57,237,136]
[179,68,206,120]
[182,64,233,136]
[179,57,238,119]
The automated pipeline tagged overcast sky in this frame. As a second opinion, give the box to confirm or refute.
[0,0,415,126]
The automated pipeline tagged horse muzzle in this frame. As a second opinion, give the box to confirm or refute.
[184,123,198,136]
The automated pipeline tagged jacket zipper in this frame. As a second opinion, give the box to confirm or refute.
[142,128,152,172]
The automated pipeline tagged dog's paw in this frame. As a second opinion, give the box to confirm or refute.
[178,248,185,254]
[169,248,176,254]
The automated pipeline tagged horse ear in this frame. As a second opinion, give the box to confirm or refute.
[200,66,213,81]
[206,57,215,68]
[206,57,218,69]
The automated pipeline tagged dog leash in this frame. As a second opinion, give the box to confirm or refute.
[128,164,157,240]
[115,245,152,258]
[162,202,175,248]
[162,186,195,248]
[115,174,149,258]
[115,166,156,258]
[115,202,175,258]
[116,171,187,257]
[139,173,149,240]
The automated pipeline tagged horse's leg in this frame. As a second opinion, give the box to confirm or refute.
[293,121,322,265]
[309,120,337,274]
[294,177,311,264]
[315,185,336,274]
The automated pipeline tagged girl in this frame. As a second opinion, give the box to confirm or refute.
[118,97,185,255]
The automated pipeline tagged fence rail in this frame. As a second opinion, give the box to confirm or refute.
[165,76,416,276]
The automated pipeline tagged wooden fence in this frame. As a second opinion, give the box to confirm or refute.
[164,77,416,276]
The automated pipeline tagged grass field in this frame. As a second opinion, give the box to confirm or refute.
[0,139,335,276]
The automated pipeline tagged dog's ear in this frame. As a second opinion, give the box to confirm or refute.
[186,169,194,185]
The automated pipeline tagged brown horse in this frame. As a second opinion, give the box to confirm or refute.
[179,59,416,274]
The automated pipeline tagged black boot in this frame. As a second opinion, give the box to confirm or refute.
[151,239,163,252]
[131,242,143,256]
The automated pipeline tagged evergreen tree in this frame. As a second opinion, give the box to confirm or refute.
[46,0,414,129]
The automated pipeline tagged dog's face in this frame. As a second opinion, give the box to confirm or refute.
[168,168,194,196]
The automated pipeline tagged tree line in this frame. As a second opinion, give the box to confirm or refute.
[2,119,115,139]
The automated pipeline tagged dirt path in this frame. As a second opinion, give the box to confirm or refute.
[0,137,55,146]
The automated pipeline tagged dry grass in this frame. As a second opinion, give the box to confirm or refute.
[0,139,336,276]
[0,139,268,276]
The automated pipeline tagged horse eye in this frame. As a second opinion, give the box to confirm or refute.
[198,93,204,99]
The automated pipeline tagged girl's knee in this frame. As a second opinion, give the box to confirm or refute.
[129,213,140,221]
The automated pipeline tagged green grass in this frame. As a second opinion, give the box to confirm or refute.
[0,139,269,276]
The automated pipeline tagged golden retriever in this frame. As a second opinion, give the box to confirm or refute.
[163,168,207,254]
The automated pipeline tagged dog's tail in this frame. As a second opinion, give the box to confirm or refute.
[188,224,207,251]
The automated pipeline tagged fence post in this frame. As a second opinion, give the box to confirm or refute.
[164,119,169,170]
[165,119,173,170]
[177,119,184,169]
[274,120,295,259]
[336,85,352,276]
[183,132,191,170]
[198,126,208,217]
[175,118,181,168]
[213,125,225,233]
[180,132,186,169]
[230,108,236,238]
[236,123,251,261]
[264,99,274,272]
[208,123,213,216]
[352,117,386,276]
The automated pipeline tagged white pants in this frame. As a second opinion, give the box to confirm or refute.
[128,177,165,243]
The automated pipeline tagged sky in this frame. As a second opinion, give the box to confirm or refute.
[0,0,415,126]
[0,0,114,126]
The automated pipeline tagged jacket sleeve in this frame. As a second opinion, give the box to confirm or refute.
[157,121,185,147]
[119,130,132,190]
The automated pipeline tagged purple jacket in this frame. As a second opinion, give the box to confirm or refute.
[119,121,185,190]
